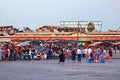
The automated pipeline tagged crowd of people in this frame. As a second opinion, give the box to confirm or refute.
[58,46,113,64]
[0,41,114,64]
[0,43,49,61]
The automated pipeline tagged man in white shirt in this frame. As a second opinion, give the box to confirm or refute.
[84,47,88,58]
[77,48,82,62]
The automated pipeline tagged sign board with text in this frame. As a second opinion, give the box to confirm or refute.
[79,38,89,41]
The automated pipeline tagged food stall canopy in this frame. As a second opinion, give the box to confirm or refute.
[113,42,120,45]
[88,42,103,46]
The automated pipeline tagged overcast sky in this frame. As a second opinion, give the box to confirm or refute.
[0,0,120,31]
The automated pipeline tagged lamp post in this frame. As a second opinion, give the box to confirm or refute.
[77,21,80,49]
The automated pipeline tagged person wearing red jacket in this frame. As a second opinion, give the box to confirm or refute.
[5,48,10,61]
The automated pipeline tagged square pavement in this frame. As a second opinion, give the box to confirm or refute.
[0,59,120,80]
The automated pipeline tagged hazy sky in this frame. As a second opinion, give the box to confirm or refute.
[0,0,120,31]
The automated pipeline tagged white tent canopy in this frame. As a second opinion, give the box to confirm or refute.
[16,41,31,46]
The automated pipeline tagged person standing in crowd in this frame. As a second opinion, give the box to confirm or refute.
[63,47,67,58]
[66,48,71,60]
[44,53,47,60]
[103,48,107,56]
[5,47,10,61]
[58,48,65,64]
[17,47,22,60]
[9,46,14,61]
[29,48,32,60]
[95,47,101,62]
[77,48,82,62]
[81,47,85,58]
[48,48,53,59]
[109,48,112,60]
[84,47,88,58]
[1,48,5,60]
[13,47,18,60]
[36,49,41,60]
[0,47,2,61]
[88,47,92,58]
[24,47,30,60]
[31,48,35,60]
[71,48,76,62]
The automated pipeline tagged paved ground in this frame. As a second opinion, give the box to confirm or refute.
[0,59,120,80]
